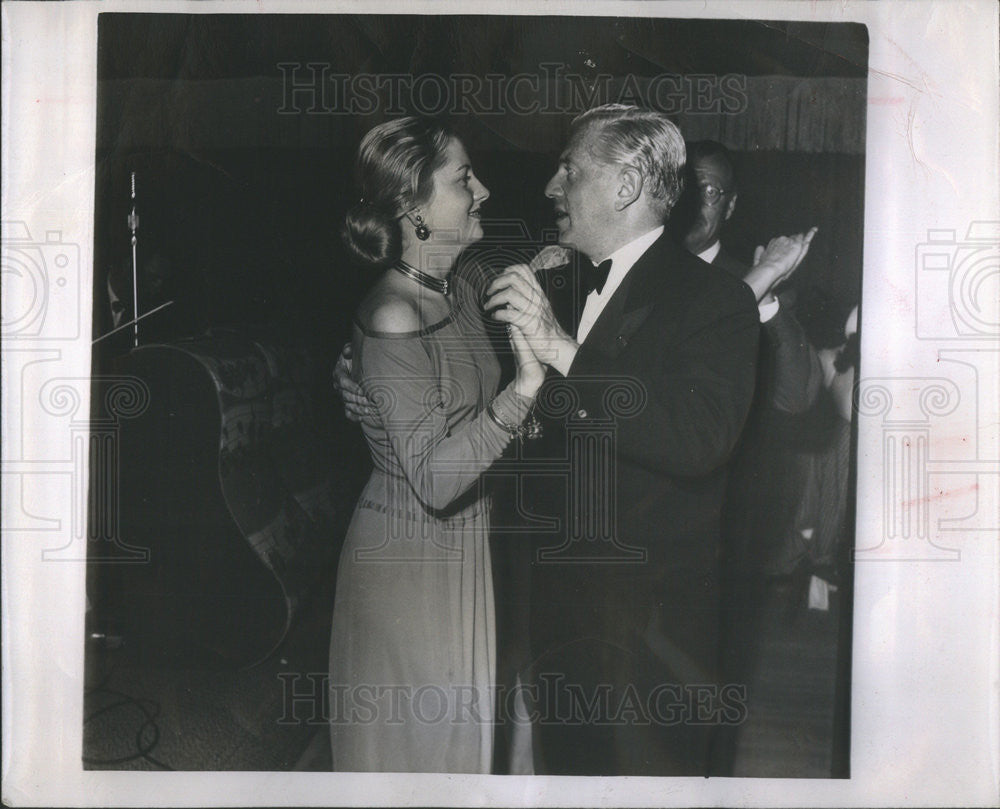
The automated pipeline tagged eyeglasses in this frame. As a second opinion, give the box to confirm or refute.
[699,184,729,205]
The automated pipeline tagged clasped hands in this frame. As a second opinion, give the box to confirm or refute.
[483,265,579,377]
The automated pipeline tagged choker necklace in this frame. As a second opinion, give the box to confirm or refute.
[394,260,451,296]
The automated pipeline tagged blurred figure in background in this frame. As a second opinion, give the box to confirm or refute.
[774,305,859,608]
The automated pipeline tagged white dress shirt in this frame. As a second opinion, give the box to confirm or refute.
[696,241,779,324]
[697,240,723,265]
[576,226,664,343]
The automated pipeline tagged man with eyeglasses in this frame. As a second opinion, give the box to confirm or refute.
[680,140,745,271]
[679,140,815,333]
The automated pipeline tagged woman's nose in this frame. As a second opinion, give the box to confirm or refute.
[474,179,490,204]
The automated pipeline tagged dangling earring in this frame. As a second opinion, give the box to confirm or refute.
[413,213,431,241]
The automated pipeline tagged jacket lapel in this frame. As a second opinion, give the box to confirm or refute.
[711,244,749,279]
[581,231,681,357]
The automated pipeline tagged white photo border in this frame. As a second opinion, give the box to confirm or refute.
[2,1,998,806]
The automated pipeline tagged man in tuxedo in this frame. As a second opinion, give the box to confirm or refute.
[483,106,810,775]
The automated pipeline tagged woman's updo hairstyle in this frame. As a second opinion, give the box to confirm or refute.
[342,117,454,269]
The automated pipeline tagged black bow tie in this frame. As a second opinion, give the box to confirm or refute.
[585,259,613,295]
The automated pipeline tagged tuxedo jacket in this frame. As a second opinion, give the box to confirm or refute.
[525,231,760,577]
[521,231,759,775]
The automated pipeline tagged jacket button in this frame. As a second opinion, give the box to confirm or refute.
[576,408,588,419]
[616,334,627,345]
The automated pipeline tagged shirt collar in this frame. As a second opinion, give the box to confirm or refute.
[696,240,722,264]
[596,225,664,275]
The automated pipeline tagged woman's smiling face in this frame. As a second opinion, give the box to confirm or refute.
[419,137,490,246]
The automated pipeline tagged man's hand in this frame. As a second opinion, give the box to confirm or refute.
[333,342,379,426]
[743,227,818,304]
[483,264,579,376]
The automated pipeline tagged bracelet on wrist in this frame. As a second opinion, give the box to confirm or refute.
[487,397,542,441]
[486,400,519,438]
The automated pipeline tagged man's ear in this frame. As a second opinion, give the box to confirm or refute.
[614,167,643,211]
[724,192,738,221]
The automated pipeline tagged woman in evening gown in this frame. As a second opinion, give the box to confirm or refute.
[329,117,544,773]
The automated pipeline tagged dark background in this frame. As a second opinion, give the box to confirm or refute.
[92,13,867,364]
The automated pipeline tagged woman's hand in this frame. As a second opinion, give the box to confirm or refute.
[509,324,546,398]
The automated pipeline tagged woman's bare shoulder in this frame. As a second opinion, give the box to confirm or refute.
[356,276,421,335]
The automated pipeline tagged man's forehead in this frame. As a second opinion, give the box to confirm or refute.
[692,153,734,185]
[558,142,580,165]
[561,124,599,164]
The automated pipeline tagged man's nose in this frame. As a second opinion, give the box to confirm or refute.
[544,174,561,198]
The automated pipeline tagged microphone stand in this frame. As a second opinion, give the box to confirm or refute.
[128,172,139,348]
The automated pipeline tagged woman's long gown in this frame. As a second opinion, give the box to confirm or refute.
[329,274,527,773]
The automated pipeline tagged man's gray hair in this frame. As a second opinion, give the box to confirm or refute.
[571,104,686,218]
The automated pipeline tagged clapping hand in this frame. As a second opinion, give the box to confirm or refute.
[744,226,818,303]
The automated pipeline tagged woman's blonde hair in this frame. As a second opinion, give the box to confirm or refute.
[342,117,453,268]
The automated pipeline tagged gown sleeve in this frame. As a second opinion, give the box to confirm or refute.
[357,334,532,513]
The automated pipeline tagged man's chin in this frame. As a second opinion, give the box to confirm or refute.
[683,235,710,254]
[555,227,575,248]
